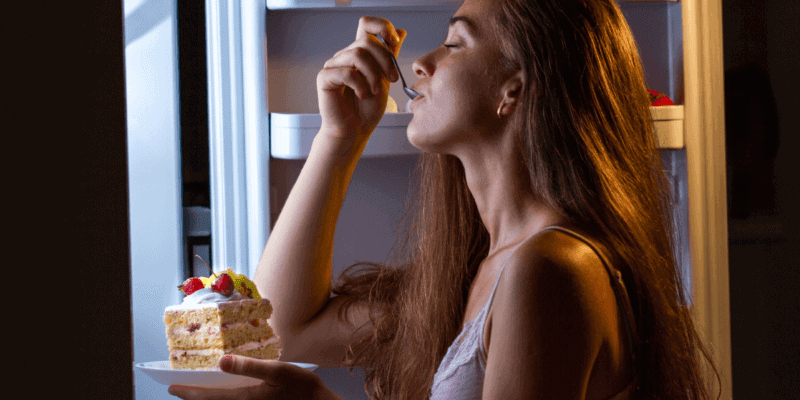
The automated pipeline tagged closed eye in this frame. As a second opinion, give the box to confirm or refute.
[443,44,457,49]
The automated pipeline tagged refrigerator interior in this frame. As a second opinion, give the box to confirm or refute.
[263,1,690,397]
[267,0,688,279]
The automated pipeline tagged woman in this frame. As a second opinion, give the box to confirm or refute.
[169,0,718,399]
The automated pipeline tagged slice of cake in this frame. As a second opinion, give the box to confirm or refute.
[164,269,281,370]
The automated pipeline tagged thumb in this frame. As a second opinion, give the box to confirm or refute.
[219,355,265,378]
[218,355,235,372]
[218,355,284,385]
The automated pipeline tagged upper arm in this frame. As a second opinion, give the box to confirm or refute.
[278,294,375,368]
[482,232,607,400]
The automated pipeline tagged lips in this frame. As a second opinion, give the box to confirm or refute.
[409,83,426,97]
[407,95,424,112]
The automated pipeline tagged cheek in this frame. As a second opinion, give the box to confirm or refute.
[406,66,497,152]
[406,97,493,153]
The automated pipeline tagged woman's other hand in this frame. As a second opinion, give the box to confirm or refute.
[317,16,407,141]
[167,356,343,400]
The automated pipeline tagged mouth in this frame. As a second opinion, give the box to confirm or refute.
[409,84,425,97]
[407,95,424,112]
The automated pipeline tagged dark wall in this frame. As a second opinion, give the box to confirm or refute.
[724,0,799,398]
[10,2,133,399]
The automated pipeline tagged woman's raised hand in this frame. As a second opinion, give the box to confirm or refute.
[168,356,343,400]
[317,16,407,141]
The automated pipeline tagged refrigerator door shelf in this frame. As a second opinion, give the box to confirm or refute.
[267,0,459,10]
[651,105,684,149]
[270,112,418,159]
[270,105,684,159]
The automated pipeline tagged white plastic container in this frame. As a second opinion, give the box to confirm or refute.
[651,105,684,149]
[270,112,418,159]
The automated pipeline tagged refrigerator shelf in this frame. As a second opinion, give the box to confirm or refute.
[267,0,459,10]
[266,0,678,10]
[270,105,684,159]
[652,105,684,149]
[271,112,416,159]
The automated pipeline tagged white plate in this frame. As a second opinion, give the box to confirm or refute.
[135,361,319,388]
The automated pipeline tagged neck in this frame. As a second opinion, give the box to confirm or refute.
[454,136,564,255]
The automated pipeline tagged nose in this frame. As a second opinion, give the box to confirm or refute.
[412,49,437,78]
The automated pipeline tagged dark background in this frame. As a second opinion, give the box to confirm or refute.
[723,0,799,398]
[11,0,797,398]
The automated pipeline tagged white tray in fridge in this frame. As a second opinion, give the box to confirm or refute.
[270,112,418,159]
[651,105,684,149]
[270,105,684,159]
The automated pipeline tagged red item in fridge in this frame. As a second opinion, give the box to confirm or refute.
[648,89,675,106]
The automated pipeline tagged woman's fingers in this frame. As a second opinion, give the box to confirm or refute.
[221,356,282,382]
[323,46,392,95]
[221,356,315,387]
[315,16,406,139]
[355,15,401,47]
[323,16,406,94]
[318,65,373,100]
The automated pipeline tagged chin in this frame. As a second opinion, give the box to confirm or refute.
[407,119,434,152]
[407,125,453,155]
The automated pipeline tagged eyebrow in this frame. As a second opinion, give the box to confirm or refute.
[449,16,477,35]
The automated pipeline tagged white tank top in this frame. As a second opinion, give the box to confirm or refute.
[428,226,637,400]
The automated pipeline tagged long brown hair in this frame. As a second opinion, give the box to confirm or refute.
[332,0,719,399]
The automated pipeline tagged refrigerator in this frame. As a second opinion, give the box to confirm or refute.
[125,0,730,398]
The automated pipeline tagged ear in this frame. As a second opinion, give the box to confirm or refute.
[497,70,525,116]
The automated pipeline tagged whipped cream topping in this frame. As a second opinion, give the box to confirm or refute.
[182,287,247,305]
[166,287,250,311]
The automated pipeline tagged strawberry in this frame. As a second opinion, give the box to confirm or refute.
[211,273,234,296]
[179,277,204,295]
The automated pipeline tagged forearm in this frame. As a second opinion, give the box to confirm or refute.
[254,131,368,337]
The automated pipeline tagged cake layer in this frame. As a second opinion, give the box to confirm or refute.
[167,318,275,350]
[169,338,281,370]
[164,299,272,327]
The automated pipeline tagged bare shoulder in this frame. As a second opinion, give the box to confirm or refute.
[499,228,618,332]
[482,229,613,398]
[503,229,610,302]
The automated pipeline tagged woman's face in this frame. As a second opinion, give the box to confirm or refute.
[406,0,510,155]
